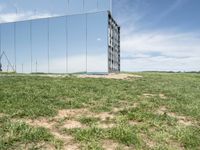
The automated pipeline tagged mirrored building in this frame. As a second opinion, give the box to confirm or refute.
[0,0,120,74]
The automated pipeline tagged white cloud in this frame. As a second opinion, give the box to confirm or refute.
[122,56,200,72]
[0,11,57,23]
[121,27,200,72]
[122,30,200,57]
[113,0,200,72]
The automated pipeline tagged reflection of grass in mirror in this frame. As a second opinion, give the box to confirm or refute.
[0,71,16,74]
[0,72,200,149]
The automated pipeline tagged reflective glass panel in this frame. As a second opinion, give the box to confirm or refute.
[84,0,97,12]
[87,11,108,73]
[69,0,84,15]
[68,14,86,73]
[32,19,48,73]
[3,0,68,18]
[0,23,15,72]
[16,21,31,73]
[98,0,111,11]
[0,0,111,21]
[49,16,67,73]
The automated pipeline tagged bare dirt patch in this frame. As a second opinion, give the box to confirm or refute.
[57,109,117,129]
[57,108,118,130]
[97,123,115,129]
[141,134,155,149]
[112,107,124,113]
[156,106,195,126]
[16,142,55,150]
[51,131,80,150]
[63,120,86,129]
[12,112,83,150]
[57,108,115,122]
[168,112,193,126]
[57,108,90,118]
[0,113,6,117]
[156,106,168,115]
[102,140,119,150]
[94,112,115,121]
[167,140,184,150]
[129,120,140,126]
[159,94,167,99]
[24,118,55,129]
[143,93,155,98]
[102,140,132,150]
[143,93,167,99]
[112,102,138,113]
[77,73,142,80]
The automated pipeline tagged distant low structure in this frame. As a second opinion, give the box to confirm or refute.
[0,62,2,72]
[0,0,120,74]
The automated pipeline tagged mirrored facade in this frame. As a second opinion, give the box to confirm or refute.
[0,1,120,74]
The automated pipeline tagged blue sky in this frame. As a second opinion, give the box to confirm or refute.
[0,0,200,72]
[113,0,200,71]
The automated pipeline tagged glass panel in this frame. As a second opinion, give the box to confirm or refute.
[49,16,67,73]
[87,11,108,73]
[98,0,111,12]
[68,14,86,73]
[32,19,48,73]
[0,23,15,72]
[69,0,84,15]
[16,21,31,73]
[84,0,97,12]
[0,0,111,20]
[4,0,68,18]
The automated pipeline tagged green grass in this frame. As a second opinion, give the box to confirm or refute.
[0,116,62,150]
[79,117,100,126]
[0,72,200,149]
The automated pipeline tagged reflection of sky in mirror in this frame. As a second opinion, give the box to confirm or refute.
[0,0,111,73]
[0,0,111,22]
[0,0,109,73]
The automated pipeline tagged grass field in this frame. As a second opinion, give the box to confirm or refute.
[0,73,200,150]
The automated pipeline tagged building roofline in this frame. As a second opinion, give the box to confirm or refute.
[0,10,110,25]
